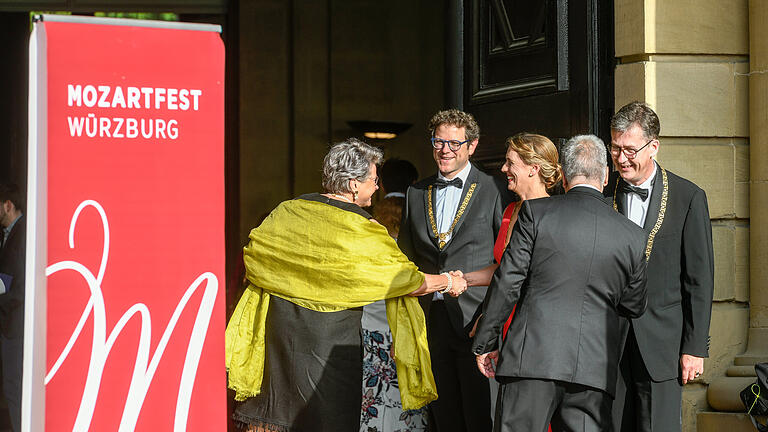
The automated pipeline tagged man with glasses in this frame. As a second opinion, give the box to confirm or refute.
[398,109,505,432]
[606,101,714,432]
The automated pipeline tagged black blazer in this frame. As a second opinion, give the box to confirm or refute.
[605,164,714,381]
[0,215,25,339]
[472,187,648,395]
[398,163,505,336]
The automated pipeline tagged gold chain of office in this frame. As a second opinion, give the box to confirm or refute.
[613,166,669,260]
[427,183,477,249]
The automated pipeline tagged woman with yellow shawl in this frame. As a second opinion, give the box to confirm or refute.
[226,138,467,432]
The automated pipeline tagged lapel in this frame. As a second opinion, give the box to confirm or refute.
[641,162,664,234]
[2,216,21,248]
[422,175,440,249]
[613,174,628,217]
[449,164,481,239]
[0,216,22,258]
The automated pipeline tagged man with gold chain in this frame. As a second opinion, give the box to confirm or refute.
[398,109,506,432]
[606,101,714,432]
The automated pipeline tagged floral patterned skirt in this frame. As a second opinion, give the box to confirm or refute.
[360,301,427,432]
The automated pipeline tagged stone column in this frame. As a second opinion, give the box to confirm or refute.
[703,1,768,427]
[746,0,768,333]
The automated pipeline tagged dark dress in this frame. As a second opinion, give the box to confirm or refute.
[233,194,370,432]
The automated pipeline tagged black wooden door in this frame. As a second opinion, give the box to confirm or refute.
[446,0,614,172]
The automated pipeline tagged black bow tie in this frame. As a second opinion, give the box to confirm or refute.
[619,181,649,201]
[434,178,463,189]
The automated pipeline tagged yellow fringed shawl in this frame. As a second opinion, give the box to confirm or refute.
[225,198,437,410]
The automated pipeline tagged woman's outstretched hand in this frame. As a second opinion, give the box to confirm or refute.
[446,274,467,297]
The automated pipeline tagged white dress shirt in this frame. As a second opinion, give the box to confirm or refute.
[625,163,657,228]
[433,162,472,300]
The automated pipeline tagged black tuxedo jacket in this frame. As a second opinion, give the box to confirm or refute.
[0,215,25,339]
[472,187,648,395]
[606,164,714,381]
[398,163,505,336]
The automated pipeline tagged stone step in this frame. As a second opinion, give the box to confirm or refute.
[727,365,757,377]
[697,411,761,431]
[708,376,755,411]
[734,355,768,366]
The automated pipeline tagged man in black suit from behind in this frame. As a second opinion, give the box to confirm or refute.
[398,109,505,431]
[0,183,25,432]
[607,102,714,432]
[472,135,648,432]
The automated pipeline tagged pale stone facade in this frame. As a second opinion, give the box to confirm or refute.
[615,0,763,430]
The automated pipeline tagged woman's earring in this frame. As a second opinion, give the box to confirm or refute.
[353,190,359,202]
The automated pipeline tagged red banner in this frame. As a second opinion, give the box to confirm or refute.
[39,18,225,431]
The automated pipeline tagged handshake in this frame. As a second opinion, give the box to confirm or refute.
[441,270,468,297]
[407,270,471,297]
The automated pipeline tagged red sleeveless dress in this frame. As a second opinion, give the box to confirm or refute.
[493,202,517,340]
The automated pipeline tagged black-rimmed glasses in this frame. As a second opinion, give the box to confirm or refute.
[610,139,654,160]
[431,137,469,152]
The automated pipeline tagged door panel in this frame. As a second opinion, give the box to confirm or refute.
[453,0,613,174]
[469,0,567,103]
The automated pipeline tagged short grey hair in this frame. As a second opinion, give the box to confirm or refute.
[611,101,660,140]
[322,138,383,194]
[560,135,607,183]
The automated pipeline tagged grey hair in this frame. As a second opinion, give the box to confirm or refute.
[560,134,607,183]
[322,138,383,194]
[611,101,660,140]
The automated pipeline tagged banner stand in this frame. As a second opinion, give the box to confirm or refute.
[25,14,225,432]
[24,19,48,432]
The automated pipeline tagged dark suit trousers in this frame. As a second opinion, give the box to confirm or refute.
[427,301,492,432]
[497,377,611,432]
[613,330,682,432]
[1,334,22,432]
[499,378,612,432]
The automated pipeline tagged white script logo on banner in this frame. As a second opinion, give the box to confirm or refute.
[44,200,218,432]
